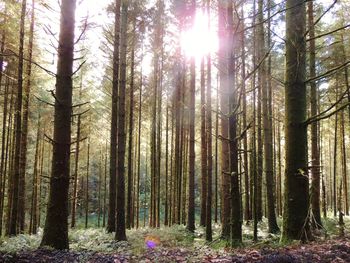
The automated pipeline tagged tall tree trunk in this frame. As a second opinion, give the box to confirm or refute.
[9,0,27,236]
[18,0,35,233]
[0,76,9,235]
[205,0,213,241]
[165,104,169,226]
[85,141,90,229]
[241,7,250,223]
[308,0,322,229]
[218,0,231,240]
[200,56,207,227]
[282,0,309,242]
[71,115,81,228]
[40,0,77,249]
[136,61,143,229]
[186,0,196,233]
[29,114,40,235]
[215,77,219,224]
[340,111,348,215]
[126,18,136,229]
[259,0,279,233]
[103,146,107,227]
[227,1,242,245]
[107,0,121,233]
[5,83,15,236]
[115,0,128,241]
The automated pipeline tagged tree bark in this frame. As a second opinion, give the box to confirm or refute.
[259,0,279,233]
[107,0,121,233]
[282,0,309,242]
[115,0,128,241]
[308,0,322,229]
[9,0,27,236]
[40,0,77,249]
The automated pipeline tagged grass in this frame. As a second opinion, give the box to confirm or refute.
[0,215,349,255]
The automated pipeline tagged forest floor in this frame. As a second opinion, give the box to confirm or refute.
[0,217,349,262]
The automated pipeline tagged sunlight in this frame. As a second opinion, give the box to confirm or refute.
[180,11,217,60]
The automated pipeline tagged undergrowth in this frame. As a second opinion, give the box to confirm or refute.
[0,216,348,255]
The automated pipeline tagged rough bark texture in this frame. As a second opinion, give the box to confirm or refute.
[308,1,322,229]
[40,0,76,249]
[107,0,120,233]
[258,0,279,234]
[218,0,231,240]
[186,0,196,233]
[115,0,128,241]
[205,0,213,241]
[9,0,26,236]
[18,0,35,233]
[227,1,242,245]
[282,0,309,242]
[126,18,136,229]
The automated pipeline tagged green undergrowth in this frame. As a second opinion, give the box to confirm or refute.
[0,216,349,255]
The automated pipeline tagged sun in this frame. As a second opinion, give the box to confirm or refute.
[180,11,217,60]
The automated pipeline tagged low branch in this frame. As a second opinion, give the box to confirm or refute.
[305,60,350,83]
[306,24,350,42]
[304,102,350,125]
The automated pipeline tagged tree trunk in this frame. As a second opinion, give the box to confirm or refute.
[71,114,81,228]
[200,56,207,227]
[0,76,9,236]
[308,0,322,229]
[282,0,309,242]
[227,1,242,245]
[9,0,27,236]
[40,0,77,249]
[218,0,231,240]
[259,0,279,233]
[115,0,128,241]
[107,0,121,233]
[29,114,40,235]
[18,0,35,233]
[205,0,213,241]
[126,18,136,229]
[85,141,90,229]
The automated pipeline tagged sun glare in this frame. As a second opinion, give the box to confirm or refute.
[180,11,217,60]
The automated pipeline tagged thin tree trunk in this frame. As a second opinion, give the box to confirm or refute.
[9,0,27,236]
[85,141,90,229]
[205,0,213,241]
[71,115,81,228]
[103,145,107,228]
[200,56,207,227]
[29,114,40,234]
[259,0,279,233]
[0,76,9,235]
[126,18,136,229]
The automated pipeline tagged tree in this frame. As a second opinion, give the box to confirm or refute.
[186,0,196,233]
[218,0,231,240]
[107,0,121,233]
[308,0,322,229]
[40,0,77,249]
[258,0,279,234]
[282,0,309,242]
[9,0,26,236]
[115,0,128,241]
